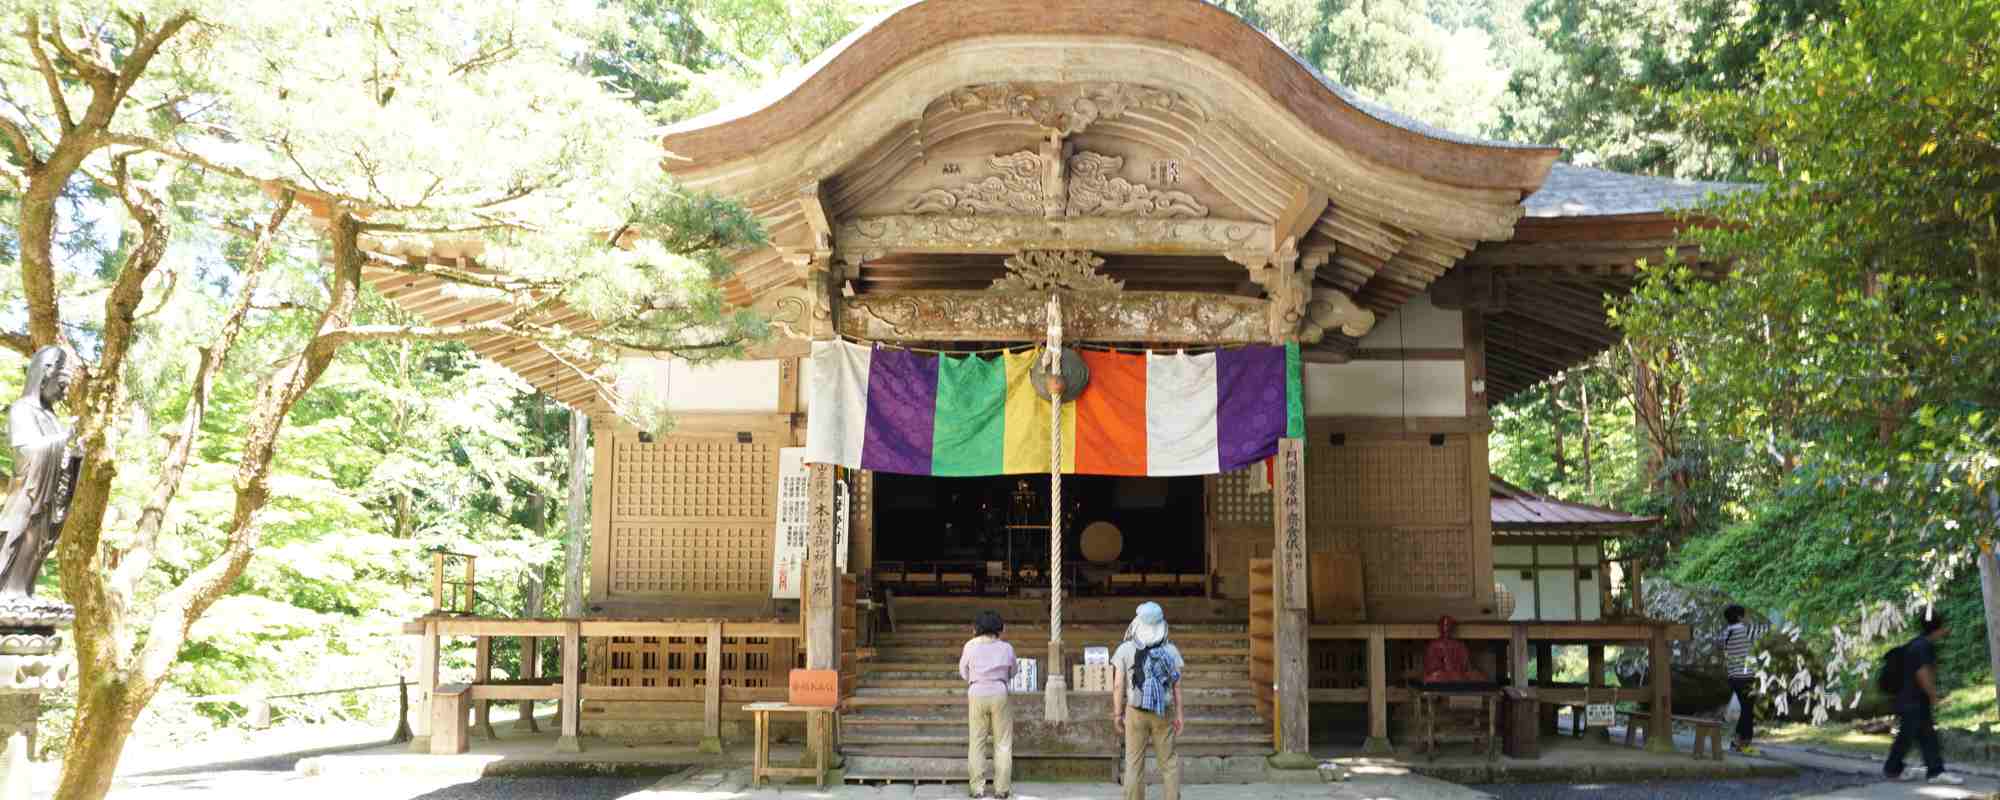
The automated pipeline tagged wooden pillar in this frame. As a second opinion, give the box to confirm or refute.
[1363,626,1391,753]
[1536,643,1558,734]
[557,620,582,752]
[474,636,494,738]
[1272,438,1310,757]
[1509,624,1529,691]
[805,463,839,763]
[1646,623,1674,753]
[1586,644,1608,741]
[514,637,540,733]
[408,620,439,752]
[805,464,839,667]
[701,621,724,754]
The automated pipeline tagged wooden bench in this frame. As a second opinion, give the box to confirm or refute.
[1618,712,1725,760]
[430,683,471,754]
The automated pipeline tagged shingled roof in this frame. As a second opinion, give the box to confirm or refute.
[1491,477,1657,534]
[1526,163,1756,218]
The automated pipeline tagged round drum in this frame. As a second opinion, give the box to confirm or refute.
[1080,521,1123,563]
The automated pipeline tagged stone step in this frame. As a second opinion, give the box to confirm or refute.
[873,646,1248,661]
[860,663,1250,677]
[855,677,1248,690]
[838,740,1269,759]
[842,690,1264,707]
[841,711,1265,729]
[841,725,1269,746]
[842,697,1262,721]
[839,754,1275,784]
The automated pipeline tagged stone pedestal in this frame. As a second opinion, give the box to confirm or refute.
[0,598,74,800]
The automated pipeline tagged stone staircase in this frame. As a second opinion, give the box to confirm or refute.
[840,622,1273,782]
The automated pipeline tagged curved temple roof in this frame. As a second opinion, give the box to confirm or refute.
[351,0,1760,415]
[656,0,1561,197]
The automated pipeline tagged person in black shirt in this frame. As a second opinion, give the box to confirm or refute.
[1885,614,1962,785]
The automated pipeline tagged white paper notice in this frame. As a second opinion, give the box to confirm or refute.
[772,448,808,599]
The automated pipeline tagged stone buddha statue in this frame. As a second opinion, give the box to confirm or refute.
[0,346,80,622]
[1421,614,1490,687]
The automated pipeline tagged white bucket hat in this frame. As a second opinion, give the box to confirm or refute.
[1125,601,1168,648]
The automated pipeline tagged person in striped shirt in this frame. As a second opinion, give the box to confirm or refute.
[1718,605,1757,753]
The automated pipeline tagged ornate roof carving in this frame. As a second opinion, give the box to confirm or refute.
[945,82,1208,136]
[906,149,1208,220]
[992,250,1123,292]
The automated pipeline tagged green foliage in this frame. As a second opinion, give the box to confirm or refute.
[1212,0,1550,137]
[1501,0,1842,177]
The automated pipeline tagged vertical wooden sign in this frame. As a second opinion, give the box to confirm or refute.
[805,462,838,669]
[1276,438,1308,610]
[772,448,809,599]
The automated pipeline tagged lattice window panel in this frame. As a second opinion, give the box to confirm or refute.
[1360,526,1472,597]
[1212,467,1272,526]
[609,523,770,595]
[1312,439,1469,529]
[611,437,775,521]
[588,635,797,688]
[1309,640,1365,689]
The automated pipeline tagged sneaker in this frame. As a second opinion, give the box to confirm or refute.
[1929,773,1966,785]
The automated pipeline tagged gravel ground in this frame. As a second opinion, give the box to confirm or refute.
[1471,768,1877,800]
[104,771,663,800]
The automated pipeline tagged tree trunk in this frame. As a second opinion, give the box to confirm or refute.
[1580,373,1595,495]
[50,680,144,800]
[561,412,589,618]
[524,395,548,618]
[1979,540,2000,716]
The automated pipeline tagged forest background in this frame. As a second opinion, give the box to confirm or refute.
[1,0,1994,776]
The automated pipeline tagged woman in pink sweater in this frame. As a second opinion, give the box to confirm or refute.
[959,610,1016,798]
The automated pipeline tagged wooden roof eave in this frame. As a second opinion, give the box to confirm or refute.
[658,0,1558,199]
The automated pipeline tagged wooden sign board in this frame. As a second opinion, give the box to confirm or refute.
[788,668,840,707]
[1276,439,1309,610]
[1585,703,1615,728]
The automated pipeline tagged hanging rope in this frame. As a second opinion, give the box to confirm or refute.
[1046,296,1065,663]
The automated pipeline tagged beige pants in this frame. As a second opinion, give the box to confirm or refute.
[1122,708,1180,800]
[968,693,1014,795]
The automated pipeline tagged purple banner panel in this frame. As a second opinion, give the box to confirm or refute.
[860,347,940,475]
[1214,345,1288,472]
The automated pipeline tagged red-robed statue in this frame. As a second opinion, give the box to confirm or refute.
[1421,615,1490,687]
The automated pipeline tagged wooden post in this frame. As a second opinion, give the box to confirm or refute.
[514,636,540,733]
[562,414,590,617]
[557,620,582,752]
[1536,642,1558,734]
[1272,438,1310,758]
[805,463,839,763]
[409,619,439,752]
[1646,623,1674,753]
[1364,626,1391,753]
[1509,624,1529,691]
[701,621,724,754]
[431,553,446,611]
[1586,644,1608,741]
[474,636,494,738]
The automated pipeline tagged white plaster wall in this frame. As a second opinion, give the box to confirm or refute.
[1303,360,1466,417]
[1356,293,1463,349]
[615,356,780,412]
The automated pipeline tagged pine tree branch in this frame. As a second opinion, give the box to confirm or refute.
[135,206,361,687]
[0,117,32,168]
[22,15,76,133]
[111,191,294,601]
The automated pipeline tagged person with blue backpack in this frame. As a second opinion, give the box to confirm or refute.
[1880,613,1963,785]
[1112,601,1184,800]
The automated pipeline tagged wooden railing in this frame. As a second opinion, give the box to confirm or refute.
[1248,558,1275,724]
